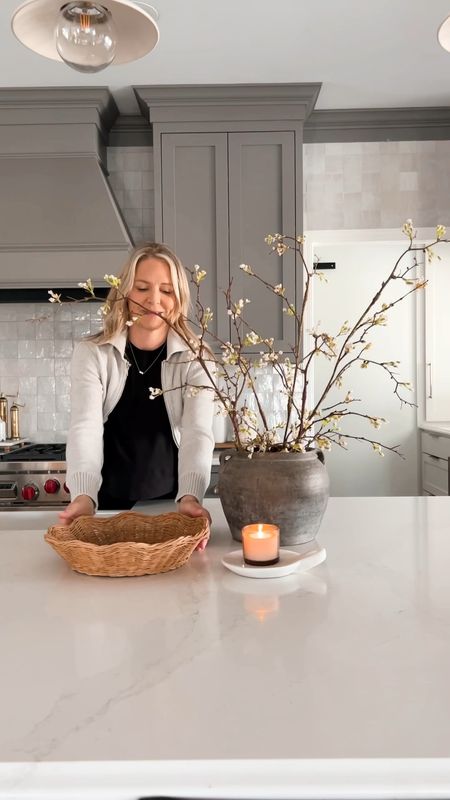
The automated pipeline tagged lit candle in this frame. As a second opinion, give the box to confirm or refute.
[241,523,280,566]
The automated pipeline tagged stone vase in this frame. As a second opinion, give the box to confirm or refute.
[218,450,329,546]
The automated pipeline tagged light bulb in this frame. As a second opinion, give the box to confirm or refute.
[55,2,117,73]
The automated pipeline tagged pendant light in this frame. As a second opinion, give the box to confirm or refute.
[55,3,117,73]
[11,0,159,73]
[438,15,450,52]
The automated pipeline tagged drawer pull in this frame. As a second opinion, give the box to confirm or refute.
[427,362,433,399]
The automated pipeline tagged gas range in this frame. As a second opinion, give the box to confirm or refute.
[0,443,69,507]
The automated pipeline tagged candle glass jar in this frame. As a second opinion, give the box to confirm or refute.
[241,523,280,566]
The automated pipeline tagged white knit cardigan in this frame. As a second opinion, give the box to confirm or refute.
[66,329,215,507]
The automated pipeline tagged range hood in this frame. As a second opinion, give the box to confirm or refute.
[0,88,131,291]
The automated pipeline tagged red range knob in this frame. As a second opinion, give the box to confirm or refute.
[44,478,60,494]
[22,484,39,501]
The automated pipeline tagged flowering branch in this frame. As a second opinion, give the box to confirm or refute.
[49,221,448,458]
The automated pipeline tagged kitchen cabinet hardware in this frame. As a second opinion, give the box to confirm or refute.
[427,362,433,399]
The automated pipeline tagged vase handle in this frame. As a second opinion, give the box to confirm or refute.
[317,450,325,464]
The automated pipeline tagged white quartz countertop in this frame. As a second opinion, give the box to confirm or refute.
[419,421,450,437]
[2,497,450,799]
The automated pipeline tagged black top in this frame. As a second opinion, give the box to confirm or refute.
[98,341,178,510]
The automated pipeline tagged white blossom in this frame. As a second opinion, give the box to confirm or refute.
[78,278,94,295]
[244,331,262,346]
[48,290,61,303]
[104,274,121,288]
[402,219,415,240]
[193,265,207,284]
[201,307,214,327]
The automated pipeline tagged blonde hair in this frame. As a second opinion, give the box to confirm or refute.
[90,242,198,345]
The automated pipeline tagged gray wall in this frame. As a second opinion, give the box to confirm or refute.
[0,139,448,442]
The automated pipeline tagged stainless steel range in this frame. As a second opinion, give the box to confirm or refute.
[0,443,69,508]
[0,442,221,508]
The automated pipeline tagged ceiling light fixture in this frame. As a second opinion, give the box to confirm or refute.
[438,14,450,52]
[11,0,159,73]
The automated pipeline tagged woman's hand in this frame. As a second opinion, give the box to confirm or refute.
[58,494,95,525]
[178,495,211,551]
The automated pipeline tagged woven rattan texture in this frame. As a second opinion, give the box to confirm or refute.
[45,511,208,577]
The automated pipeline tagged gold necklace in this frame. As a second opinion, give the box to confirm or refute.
[127,341,165,376]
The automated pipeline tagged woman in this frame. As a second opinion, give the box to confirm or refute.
[59,242,215,549]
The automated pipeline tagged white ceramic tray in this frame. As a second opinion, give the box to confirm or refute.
[222,543,326,579]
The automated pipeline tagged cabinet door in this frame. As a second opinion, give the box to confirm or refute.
[161,133,230,343]
[228,131,297,351]
[424,241,450,420]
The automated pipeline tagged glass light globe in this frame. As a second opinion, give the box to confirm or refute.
[55,2,117,73]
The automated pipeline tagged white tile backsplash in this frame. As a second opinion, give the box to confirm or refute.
[54,340,73,359]
[37,376,56,395]
[0,302,102,441]
[54,321,73,340]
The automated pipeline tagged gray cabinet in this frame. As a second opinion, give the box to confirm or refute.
[0,89,131,288]
[161,132,230,342]
[228,131,297,347]
[160,129,296,345]
[135,84,321,350]
[421,430,450,495]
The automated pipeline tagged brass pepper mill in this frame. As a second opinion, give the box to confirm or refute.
[9,397,24,440]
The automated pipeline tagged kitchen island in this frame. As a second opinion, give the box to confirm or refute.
[1,496,450,799]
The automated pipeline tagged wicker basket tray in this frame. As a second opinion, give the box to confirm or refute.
[44,511,208,577]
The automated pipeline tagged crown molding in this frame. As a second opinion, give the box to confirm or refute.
[0,242,129,252]
[109,114,153,147]
[0,87,118,132]
[305,107,450,142]
[134,83,322,124]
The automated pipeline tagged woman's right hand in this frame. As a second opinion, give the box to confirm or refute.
[58,494,95,525]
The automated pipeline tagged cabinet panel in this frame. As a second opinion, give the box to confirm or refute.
[424,241,450,420]
[421,431,450,459]
[420,432,450,495]
[161,133,230,343]
[228,132,296,350]
[422,453,448,495]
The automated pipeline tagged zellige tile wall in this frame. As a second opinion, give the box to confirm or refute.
[0,139,447,442]
[107,146,155,244]
[0,303,102,442]
[304,140,450,230]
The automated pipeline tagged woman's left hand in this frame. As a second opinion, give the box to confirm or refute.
[178,495,211,551]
